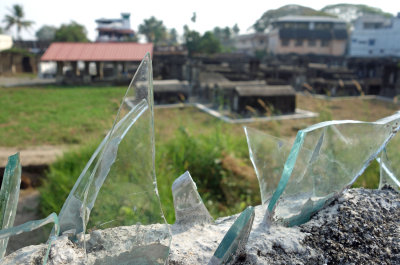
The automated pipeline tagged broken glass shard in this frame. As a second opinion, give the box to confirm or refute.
[377,150,400,189]
[244,127,292,205]
[245,112,400,227]
[172,171,213,226]
[0,153,21,259]
[208,206,255,265]
[270,113,400,226]
[56,53,171,263]
[0,213,59,265]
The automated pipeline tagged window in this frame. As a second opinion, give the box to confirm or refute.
[321,40,330,47]
[369,39,375,46]
[295,39,303,46]
[308,39,316,47]
[352,38,357,43]
[281,39,289,46]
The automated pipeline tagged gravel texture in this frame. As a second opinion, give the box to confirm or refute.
[239,187,400,265]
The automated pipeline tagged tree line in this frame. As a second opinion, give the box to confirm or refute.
[1,5,240,55]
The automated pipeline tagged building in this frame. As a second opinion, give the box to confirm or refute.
[41,42,153,84]
[234,33,268,56]
[95,13,135,42]
[268,16,348,56]
[0,35,13,51]
[349,14,400,58]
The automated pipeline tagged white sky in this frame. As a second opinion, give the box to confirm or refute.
[1,0,399,41]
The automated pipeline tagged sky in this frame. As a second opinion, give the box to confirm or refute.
[1,0,399,41]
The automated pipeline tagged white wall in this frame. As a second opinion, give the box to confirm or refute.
[349,17,400,57]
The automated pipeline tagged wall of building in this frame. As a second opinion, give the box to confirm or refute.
[268,32,346,56]
[349,17,400,58]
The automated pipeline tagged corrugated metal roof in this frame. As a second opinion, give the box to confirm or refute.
[235,85,295,97]
[41,42,153,62]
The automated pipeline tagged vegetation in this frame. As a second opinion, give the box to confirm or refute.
[183,26,224,55]
[3,4,34,39]
[1,87,399,223]
[0,86,125,147]
[35,25,57,41]
[321,4,393,20]
[253,4,334,32]
[138,17,168,45]
[54,21,89,42]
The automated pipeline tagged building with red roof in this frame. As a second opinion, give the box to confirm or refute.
[41,42,153,83]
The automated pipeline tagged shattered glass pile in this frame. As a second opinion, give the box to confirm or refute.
[0,53,399,264]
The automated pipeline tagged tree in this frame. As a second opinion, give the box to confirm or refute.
[253,4,334,32]
[36,25,57,41]
[3,4,34,39]
[168,28,178,45]
[199,31,222,54]
[191,12,197,23]
[232,24,240,35]
[54,21,89,42]
[183,25,201,55]
[138,17,167,45]
[184,25,222,55]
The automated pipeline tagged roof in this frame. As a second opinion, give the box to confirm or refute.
[41,42,153,62]
[137,79,189,92]
[216,80,267,90]
[274,16,346,24]
[235,85,295,97]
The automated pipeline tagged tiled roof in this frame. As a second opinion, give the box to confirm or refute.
[41,42,153,61]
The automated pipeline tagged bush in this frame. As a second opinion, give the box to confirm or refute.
[39,125,260,224]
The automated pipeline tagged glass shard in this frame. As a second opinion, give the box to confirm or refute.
[271,113,400,226]
[208,206,255,265]
[0,213,59,265]
[377,150,400,189]
[172,171,213,226]
[56,53,171,263]
[244,127,292,205]
[246,112,400,227]
[0,153,21,259]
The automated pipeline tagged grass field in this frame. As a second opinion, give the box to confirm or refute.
[1,86,399,222]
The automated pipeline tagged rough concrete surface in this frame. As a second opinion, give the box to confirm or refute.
[1,187,399,264]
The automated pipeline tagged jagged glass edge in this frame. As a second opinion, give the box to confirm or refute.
[377,153,400,189]
[0,213,59,265]
[209,206,255,265]
[172,171,213,225]
[267,114,400,217]
[0,153,21,258]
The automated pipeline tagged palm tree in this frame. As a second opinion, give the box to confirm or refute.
[3,4,34,39]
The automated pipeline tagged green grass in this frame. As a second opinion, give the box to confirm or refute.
[0,86,125,147]
[2,86,399,224]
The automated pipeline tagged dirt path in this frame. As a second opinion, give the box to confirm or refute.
[0,145,67,167]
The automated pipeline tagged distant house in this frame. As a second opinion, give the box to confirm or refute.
[234,33,268,56]
[268,16,348,56]
[41,42,153,84]
[349,14,400,58]
[95,13,135,42]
